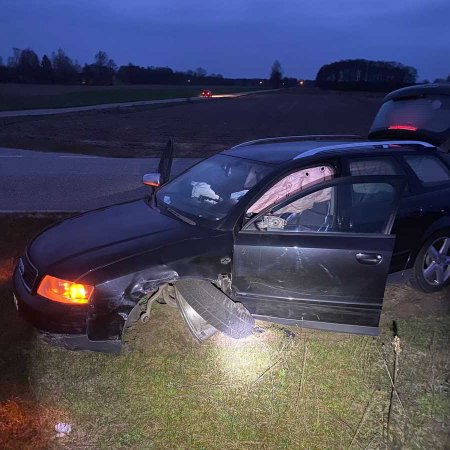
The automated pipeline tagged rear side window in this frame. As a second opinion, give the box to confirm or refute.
[404,155,450,186]
[349,157,404,176]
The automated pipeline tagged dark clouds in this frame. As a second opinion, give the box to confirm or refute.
[1,0,449,80]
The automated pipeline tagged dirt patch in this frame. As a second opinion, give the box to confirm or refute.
[0,88,385,157]
[384,283,449,319]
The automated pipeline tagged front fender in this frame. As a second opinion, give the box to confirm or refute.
[87,265,178,341]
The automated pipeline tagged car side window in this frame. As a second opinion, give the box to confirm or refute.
[247,165,335,214]
[247,181,397,234]
[349,157,404,176]
[403,155,450,186]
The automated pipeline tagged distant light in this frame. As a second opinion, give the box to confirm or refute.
[259,81,263,85]
[299,80,305,86]
[187,79,191,83]
[388,125,417,131]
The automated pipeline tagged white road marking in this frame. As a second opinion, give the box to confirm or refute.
[59,155,99,158]
[0,210,82,214]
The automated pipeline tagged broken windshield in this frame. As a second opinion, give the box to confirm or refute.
[156,154,272,225]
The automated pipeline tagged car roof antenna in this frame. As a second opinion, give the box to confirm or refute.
[158,137,175,186]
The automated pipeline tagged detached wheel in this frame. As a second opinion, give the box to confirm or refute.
[175,287,217,342]
[411,230,450,293]
[175,279,255,340]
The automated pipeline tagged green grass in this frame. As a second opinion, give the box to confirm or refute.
[0,216,449,449]
[0,85,266,111]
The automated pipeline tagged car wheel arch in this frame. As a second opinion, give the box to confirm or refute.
[407,219,450,267]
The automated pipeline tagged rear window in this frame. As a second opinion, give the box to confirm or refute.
[404,155,450,186]
[371,96,450,133]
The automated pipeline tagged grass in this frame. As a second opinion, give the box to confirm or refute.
[0,215,449,449]
[0,85,266,111]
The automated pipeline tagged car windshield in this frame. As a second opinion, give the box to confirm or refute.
[156,154,272,225]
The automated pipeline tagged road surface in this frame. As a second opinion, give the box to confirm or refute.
[0,147,199,212]
[0,89,278,118]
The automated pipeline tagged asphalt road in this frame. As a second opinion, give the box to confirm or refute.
[0,89,278,118]
[0,147,199,212]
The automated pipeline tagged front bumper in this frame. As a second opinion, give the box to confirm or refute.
[13,267,122,353]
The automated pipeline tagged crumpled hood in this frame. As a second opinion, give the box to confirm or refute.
[28,199,214,281]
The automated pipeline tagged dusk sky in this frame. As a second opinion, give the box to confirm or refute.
[1,0,449,81]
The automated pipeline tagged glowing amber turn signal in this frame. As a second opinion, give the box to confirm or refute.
[37,275,93,305]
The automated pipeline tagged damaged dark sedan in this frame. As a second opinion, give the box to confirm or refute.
[13,85,450,352]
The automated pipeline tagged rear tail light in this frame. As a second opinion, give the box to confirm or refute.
[37,275,94,305]
[388,125,418,131]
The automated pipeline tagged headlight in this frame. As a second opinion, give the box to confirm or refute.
[37,275,94,305]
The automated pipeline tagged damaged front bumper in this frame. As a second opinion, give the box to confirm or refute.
[13,267,123,353]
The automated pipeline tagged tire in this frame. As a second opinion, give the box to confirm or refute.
[175,279,255,339]
[410,229,450,293]
[175,287,217,342]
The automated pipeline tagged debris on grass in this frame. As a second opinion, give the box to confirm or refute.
[55,422,72,438]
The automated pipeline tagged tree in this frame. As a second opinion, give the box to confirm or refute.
[40,55,54,83]
[195,67,207,77]
[7,48,21,68]
[269,60,283,88]
[51,49,78,83]
[82,51,116,85]
[0,56,7,82]
[95,50,108,67]
[316,59,417,91]
[17,49,40,82]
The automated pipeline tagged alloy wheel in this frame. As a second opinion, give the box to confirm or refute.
[422,237,450,287]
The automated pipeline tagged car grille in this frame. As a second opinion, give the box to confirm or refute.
[19,254,39,292]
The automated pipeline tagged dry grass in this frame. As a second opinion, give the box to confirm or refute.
[0,215,448,449]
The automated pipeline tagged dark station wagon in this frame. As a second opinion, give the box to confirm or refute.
[13,85,450,352]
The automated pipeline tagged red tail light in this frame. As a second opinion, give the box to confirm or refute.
[388,125,418,131]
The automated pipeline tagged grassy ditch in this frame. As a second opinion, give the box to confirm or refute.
[0,215,449,449]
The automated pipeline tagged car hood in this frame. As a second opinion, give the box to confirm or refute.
[28,199,219,281]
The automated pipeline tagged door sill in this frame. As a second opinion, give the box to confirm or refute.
[253,315,379,336]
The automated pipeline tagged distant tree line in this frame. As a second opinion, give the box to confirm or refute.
[0,48,281,87]
[316,59,421,91]
[432,75,450,84]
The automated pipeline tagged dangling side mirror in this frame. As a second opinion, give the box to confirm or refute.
[143,173,161,188]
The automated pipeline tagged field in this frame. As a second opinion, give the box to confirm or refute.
[0,84,266,111]
[1,216,449,449]
[0,88,385,158]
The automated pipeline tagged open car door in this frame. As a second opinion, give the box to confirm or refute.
[232,176,405,336]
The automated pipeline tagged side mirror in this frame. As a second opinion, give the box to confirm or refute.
[143,173,161,188]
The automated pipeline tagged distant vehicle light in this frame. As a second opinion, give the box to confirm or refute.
[37,275,93,305]
[201,90,212,98]
[388,125,418,131]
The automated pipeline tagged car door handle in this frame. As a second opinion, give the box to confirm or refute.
[356,253,383,265]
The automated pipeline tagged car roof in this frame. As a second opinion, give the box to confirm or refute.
[223,135,435,164]
[383,83,450,102]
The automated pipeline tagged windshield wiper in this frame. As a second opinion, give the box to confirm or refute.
[166,207,196,226]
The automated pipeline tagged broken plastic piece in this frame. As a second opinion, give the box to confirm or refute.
[55,422,72,437]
